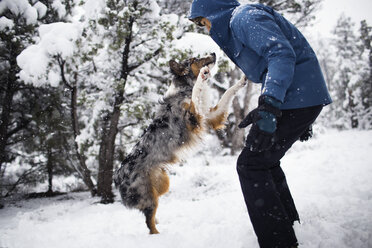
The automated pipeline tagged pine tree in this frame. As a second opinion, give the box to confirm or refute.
[330,15,372,129]
[158,0,192,15]
[15,0,97,196]
[0,0,40,197]
[20,88,75,197]
[332,15,361,128]
[16,0,179,201]
[358,20,372,128]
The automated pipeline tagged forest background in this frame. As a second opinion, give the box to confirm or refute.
[0,0,371,205]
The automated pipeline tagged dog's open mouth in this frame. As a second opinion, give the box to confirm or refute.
[205,61,215,68]
[202,53,216,70]
[205,53,216,65]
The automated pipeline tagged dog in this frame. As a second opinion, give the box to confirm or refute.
[114,53,247,234]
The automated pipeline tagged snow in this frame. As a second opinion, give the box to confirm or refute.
[1,129,372,248]
[47,70,61,87]
[51,0,67,19]
[174,32,220,57]
[0,0,38,25]
[33,2,47,19]
[82,0,106,20]
[269,36,278,41]
[231,4,248,19]
[144,0,161,19]
[0,16,14,31]
[17,44,49,86]
[38,22,80,57]
[17,22,81,87]
[24,3,38,24]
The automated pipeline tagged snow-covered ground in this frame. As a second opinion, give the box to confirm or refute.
[1,130,371,248]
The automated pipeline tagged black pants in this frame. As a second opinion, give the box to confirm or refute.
[237,105,323,248]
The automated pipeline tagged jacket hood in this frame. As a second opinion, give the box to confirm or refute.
[189,0,242,57]
[188,0,240,21]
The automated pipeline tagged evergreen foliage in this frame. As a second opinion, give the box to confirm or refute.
[324,15,372,129]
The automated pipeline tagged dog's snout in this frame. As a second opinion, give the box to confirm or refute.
[208,53,216,64]
[211,52,216,60]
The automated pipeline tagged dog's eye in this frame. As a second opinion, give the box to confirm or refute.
[192,17,204,27]
[189,58,197,65]
[196,20,204,27]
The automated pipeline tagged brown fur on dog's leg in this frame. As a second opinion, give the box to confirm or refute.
[145,169,170,234]
[144,206,159,234]
[153,168,170,197]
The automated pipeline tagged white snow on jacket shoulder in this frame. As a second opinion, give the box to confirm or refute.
[230,4,266,28]
[231,4,265,19]
[269,36,278,41]
[231,4,248,19]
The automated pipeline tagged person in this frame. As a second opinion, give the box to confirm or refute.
[188,0,332,248]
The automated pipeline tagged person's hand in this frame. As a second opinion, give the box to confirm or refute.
[299,125,313,142]
[239,95,282,152]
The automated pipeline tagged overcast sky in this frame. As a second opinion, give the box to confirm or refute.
[307,0,372,39]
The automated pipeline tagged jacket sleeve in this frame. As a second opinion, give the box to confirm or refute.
[231,7,296,103]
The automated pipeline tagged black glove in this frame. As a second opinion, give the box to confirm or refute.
[239,95,282,152]
[299,125,313,142]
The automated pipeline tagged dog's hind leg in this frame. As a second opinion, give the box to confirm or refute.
[144,168,170,234]
[152,168,170,197]
[144,204,159,234]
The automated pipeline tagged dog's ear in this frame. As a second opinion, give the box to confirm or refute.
[169,60,189,76]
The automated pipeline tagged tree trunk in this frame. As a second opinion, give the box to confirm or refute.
[46,149,53,194]
[97,99,123,203]
[70,84,97,196]
[0,81,14,177]
[58,57,97,196]
[0,51,17,196]
[348,89,359,128]
[96,4,137,203]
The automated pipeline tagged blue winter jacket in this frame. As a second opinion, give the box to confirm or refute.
[189,0,332,109]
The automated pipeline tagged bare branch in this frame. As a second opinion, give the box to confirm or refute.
[56,54,73,90]
[128,47,162,72]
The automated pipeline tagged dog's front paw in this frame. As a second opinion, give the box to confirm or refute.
[238,75,248,87]
[199,66,211,81]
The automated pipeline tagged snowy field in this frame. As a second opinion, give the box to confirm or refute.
[1,129,372,248]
